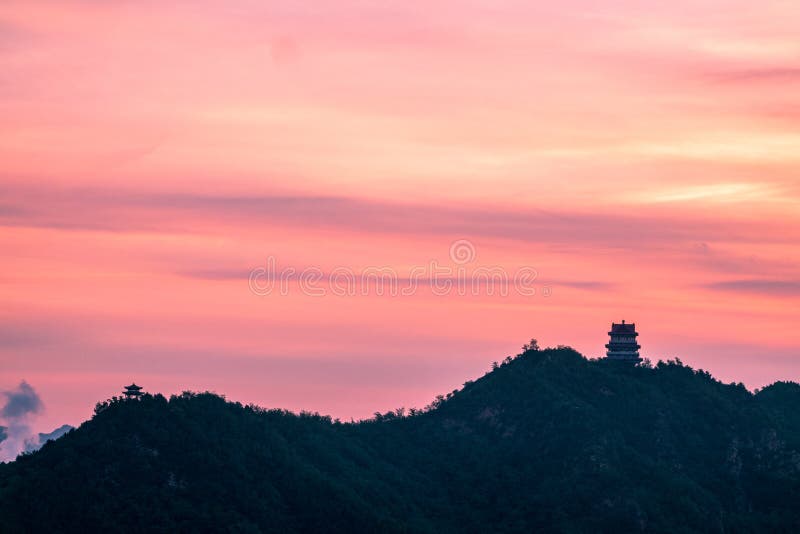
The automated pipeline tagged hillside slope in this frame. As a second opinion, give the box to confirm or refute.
[2,348,800,533]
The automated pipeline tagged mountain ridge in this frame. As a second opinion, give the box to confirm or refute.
[2,347,800,533]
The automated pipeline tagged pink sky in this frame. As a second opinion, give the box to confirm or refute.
[1,0,799,433]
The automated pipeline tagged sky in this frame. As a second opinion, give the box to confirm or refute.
[1,0,799,434]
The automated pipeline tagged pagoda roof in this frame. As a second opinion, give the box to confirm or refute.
[610,322,636,333]
[124,383,142,390]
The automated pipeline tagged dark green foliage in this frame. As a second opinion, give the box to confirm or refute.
[2,348,800,533]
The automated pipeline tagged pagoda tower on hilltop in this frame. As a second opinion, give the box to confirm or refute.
[605,321,642,363]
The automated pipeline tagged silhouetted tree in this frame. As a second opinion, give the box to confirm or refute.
[522,338,540,352]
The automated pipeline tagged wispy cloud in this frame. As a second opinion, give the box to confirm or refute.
[629,183,774,203]
[710,67,800,83]
[704,279,800,296]
[2,186,797,248]
[0,321,72,349]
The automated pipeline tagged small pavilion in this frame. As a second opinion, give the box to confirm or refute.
[122,383,144,399]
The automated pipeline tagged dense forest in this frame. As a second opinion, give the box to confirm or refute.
[2,346,800,533]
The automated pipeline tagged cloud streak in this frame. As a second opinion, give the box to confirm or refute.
[1,186,796,249]
[704,279,800,297]
[710,67,800,83]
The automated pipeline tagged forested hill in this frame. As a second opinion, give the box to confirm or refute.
[2,347,800,533]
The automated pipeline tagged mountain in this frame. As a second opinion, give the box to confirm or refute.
[23,424,75,454]
[1,347,800,533]
[0,424,74,461]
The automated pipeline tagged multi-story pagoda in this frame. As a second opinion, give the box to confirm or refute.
[605,320,642,363]
[122,383,144,399]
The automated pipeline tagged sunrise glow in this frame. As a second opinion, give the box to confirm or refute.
[1,1,799,433]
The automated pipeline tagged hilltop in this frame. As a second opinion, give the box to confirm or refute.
[2,347,800,532]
